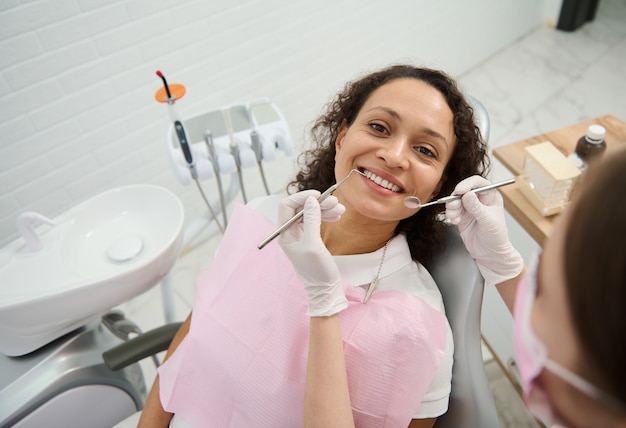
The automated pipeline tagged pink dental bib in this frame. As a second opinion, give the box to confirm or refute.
[159,204,449,428]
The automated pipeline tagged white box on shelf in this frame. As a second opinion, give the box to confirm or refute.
[517,141,581,217]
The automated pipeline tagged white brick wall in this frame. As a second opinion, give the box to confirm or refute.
[0,0,551,247]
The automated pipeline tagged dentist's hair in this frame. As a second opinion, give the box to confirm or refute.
[290,64,489,263]
[564,146,626,407]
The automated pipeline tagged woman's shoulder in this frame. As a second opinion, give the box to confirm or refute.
[385,262,444,309]
[376,239,445,313]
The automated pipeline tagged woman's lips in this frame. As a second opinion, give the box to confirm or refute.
[359,168,404,193]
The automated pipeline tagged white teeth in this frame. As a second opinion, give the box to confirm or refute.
[363,170,401,192]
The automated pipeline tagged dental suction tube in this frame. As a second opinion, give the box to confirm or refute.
[204,129,229,228]
[250,130,271,195]
[222,108,248,203]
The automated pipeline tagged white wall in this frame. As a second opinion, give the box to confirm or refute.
[0,0,551,247]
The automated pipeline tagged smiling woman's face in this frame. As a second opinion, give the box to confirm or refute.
[333,78,456,224]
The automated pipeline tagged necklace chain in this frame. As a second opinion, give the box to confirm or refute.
[363,239,390,303]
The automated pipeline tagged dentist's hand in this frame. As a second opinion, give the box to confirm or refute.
[445,176,523,286]
[278,191,347,317]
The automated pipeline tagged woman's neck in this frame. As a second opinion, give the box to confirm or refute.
[320,217,396,255]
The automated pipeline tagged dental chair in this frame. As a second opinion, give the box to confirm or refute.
[426,224,501,428]
[103,95,501,428]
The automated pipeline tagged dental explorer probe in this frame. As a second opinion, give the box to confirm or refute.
[403,177,516,209]
[257,169,366,250]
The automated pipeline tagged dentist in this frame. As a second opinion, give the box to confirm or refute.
[447,149,626,427]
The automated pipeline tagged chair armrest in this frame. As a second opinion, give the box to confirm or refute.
[102,322,183,371]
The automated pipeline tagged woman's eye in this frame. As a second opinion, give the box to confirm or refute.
[415,146,436,158]
[370,123,388,134]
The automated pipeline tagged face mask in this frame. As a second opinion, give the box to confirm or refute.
[512,253,625,427]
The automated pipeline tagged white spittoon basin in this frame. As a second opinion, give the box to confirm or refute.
[0,184,185,356]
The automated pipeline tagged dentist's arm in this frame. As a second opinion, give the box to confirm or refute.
[137,313,191,428]
[495,269,525,313]
[445,175,525,313]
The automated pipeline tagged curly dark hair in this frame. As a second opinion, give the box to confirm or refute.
[288,64,490,264]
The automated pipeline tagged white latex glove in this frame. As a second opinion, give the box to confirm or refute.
[445,176,523,286]
[278,190,347,317]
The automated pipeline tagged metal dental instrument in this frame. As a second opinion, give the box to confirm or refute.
[223,107,248,203]
[403,177,516,209]
[247,104,272,196]
[257,169,365,250]
[250,129,272,195]
[204,129,229,228]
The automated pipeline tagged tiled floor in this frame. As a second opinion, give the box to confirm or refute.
[460,0,626,266]
[116,0,626,425]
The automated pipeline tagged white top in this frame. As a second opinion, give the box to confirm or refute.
[250,195,453,418]
[334,234,454,418]
[171,196,453,427]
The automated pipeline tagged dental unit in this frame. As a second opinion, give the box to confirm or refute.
[157,71,294,231]
[156,71,224,233]
[0,71,296,427]
[156,71,294,321]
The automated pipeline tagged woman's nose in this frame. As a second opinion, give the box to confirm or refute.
[378,138,410,169]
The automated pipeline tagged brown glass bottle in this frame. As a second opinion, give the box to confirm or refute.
[575,124,606,162]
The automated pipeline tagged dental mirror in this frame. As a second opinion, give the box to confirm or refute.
[403,196,422,209]
[404,178,516,210]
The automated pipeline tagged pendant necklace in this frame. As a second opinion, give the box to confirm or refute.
[363,239,391,304]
